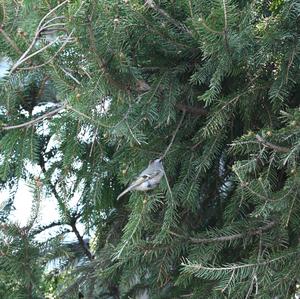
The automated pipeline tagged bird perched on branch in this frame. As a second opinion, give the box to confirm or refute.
[117,158,164,200]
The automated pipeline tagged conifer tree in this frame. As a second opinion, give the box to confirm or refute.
[0,0,300,298]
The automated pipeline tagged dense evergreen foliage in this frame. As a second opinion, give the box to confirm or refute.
[0,0,300,298]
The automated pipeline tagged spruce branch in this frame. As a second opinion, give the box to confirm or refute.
[183,250,300,272]
[32,221,63,235]
[222,0,228,31]
[170,221,276,244]
[86,6,128,93]
[144,0,193,36]
[59,65,81,85]
[18,29,75,71]
[2,105,65,130]
[161,110,186,159]
[222,0,230,52]
[255,134,290,153]
[40,156,93,261]
[10,37,60,72]
[37,75,50,99]
[198,15,223,35]
[0,25,22,55]
[9,0,69,74]
[69,215,93,261]
[175,103,207,116]
[286,47,296,83]
[66,105,111,128]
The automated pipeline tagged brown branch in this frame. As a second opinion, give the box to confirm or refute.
[175,103,207,116]
[170,221,276,244]
[255,134,290,153]
[69,217,93,261]
[32,221,63,235]
[2,105,65,131]
[38,153,93,262]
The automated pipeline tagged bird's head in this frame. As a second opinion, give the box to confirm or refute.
[149,157,163,168]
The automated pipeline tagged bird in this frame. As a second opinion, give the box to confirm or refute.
[117,158,164,200]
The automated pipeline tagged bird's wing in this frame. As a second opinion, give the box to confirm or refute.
[116,171,160,200]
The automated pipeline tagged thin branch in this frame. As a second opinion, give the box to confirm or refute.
[286,47,296,83]
[0,26,22,54]
[32,221,63,235]
[66,105,111,128]
[221,269,235,292]
[222,0,230,52]
[69,217,93,261]
[12,36,60,69]
[163,171,173,201]
[144,0,193,36]
[222,0,228,30]
[59,65,81,85]
[39,155,94,261]
[161,110,186,159]
[198,15,223,35]
[86,8,128,92]
[255,134,290,153]
[2,105,65,131]
[183,250,299,272]
[170,221,276,244]
[37,76,50,98]
[175,103,207,116]
[9,0,69,73]
[19,30,74,71]
[125,121,141,145]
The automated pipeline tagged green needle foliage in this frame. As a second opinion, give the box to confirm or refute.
[0,0,300,298]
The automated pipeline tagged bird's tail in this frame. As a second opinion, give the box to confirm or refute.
[116,186,132,200]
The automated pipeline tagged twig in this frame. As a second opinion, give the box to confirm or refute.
[89,128,99,157]
[86,8,128,92]
[126,121,142,145]
[161,110,186,159]
[2,105,65,131]
[198,16,223,35]
[164,172,173,201]
[286,47,296,83]
[183,250,300,272]
[66,105,111,128]
[12,37,61,70]
[9,0,69,74]
[59,65,81,85]
[255,134,290,153]
[222,0,230,52]
[19,29,74,71]
[39,155,93,261]
[170,221,276,244]
[0,26,22,54]
[221,269,235,292]
[69,216,93,260]
[175,103,207,116]
[144,0,193,36]
[37,76,50,98]
[32,221,63,235]
[222,0,228,31]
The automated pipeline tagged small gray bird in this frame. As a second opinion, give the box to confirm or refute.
[117,158,164,200]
